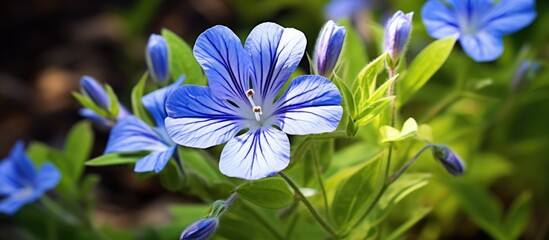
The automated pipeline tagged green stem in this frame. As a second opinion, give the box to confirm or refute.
[279,172,338,238]
[421,92,461,123]
[311,142,330,218]
[388,144,433,183]
[240,202,285,240]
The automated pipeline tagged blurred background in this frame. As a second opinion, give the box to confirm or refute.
[0,0,548,239]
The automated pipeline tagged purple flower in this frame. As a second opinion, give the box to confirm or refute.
[0,141,60,215]
[422,0,536,62]
[431,145,465,176]
[165,23,343,180]
[325,0,369,20]
[146,34,169,83]
[180,217,218,240]
[314,20,346,77]
[384,11,413,62]
[104,77,183,173]
[79,76,130,127]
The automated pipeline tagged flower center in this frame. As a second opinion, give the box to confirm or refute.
[246,89,262,121]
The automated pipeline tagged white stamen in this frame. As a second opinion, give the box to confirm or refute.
[246,89,262,121]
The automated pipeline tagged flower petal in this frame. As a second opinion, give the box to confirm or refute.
[459,31,503,62]
[34,163,60,192]
[0,193,36,215]
[244,22,306,106]
[422,0,461,39]
[142,76,184,128]
[165,85,245,148]
[0,141,36,192]
[134,146,176,173]
[105,116,169,154]
[219,128,289,180]
[273,75,343,135]
[481,0,536,35]
[193,25,250,105]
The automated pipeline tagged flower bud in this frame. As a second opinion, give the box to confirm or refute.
[180,218,219,240]
[313,20,346,77]
[146,34,169,83]
[383,11,413,62]
[81,76,110,109]
[431,145,465,176]
[511,60,540,93]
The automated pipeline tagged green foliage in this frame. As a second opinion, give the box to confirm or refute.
[236,178,294,209]
[131,72,155,126]
[379,118,418,143]
[162,29,204,84]
[85,152,148,166]
[397,37,457,105]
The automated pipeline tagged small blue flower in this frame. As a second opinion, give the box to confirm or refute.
[146,34,170,83]
[79,76,130,127]
[511,60,540,92]
[384,11,413,62]
[431,145,465,176]
[180,217,218,240]
[165,23,343,180]
[325,0,369,20]
[104,77,184,173]
[314,20,346,77]
[0,141,60,215]
[422,0,536,62]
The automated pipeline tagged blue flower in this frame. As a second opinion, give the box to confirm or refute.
[165,23,343,180]
[421,0,536,62]
[431,145,465,176]
[104,77,184,173]
[384,11,413,62]
[0,141,60,215]
[79,76,130,127]
[325,0,369,20]
[314,20,346,77]
[180,217,219,240]
[146,34,170,83]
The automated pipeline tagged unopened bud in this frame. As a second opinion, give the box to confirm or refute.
[81,76,110,109]
[180,218,218,240]
[313,20,346,77]
[511,60,540,93]
[146,34,169,83]
[383,11,413,62]
[431,145,465,176]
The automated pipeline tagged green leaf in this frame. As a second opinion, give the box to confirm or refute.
[131,72,155,126]
[71,92,109,117]
[331,155,385,231]
[236,178,293,209]
[397,37,456,105]
[380,118,418,143]
[104,84,120,118]
[159,159,187,192]
[162,29,204,84]
[352,53,388,115]
[64,121,94,181]
[354,97,393,127]
[445,180,506,240]
[332,76,356,135]
[179,148,224,183]
[385,207,432,240]
[336,19,368,87]
[503,192,531,239]
[85,152,148,166]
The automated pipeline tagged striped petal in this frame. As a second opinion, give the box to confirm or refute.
[194,25,250,106]
[142,76,184,128]
[220,128,289,180]
[105,116,169,154]
[165,85,245,148]
[273,75,343,135]
[244,22,306,106]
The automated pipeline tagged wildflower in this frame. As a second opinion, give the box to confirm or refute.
[0,141,60,215]
[79,76,130,127]
[104,77,183,173]
[180,217,219,240]
[431,145,465,176]
[165,23,343,180]
[146,34,170,83]
[511,60,540,93]
[384,11,413,62]
[325,0,369,20]
[313,20,346,77]
[421,0,536,62]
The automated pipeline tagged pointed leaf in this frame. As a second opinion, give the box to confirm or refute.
[65,120,94,181]
[72,92,109,117]
[352,53,388,115]
[85,152,149,166]
[236,178,293,209]
[162,29,203,84]
[131,72,155,126]
[503,192,531,239]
